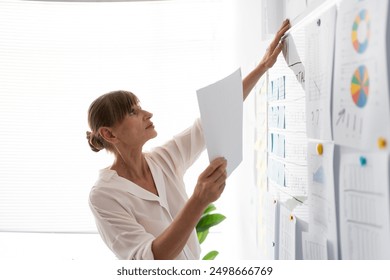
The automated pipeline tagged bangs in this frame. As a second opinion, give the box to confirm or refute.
[88,90,139,130]
[106,90,139,126]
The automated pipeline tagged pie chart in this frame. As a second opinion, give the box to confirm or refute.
[351,9,370,54]
[350,65,369,108]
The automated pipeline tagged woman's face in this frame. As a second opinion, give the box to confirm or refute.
[111,104,157,149]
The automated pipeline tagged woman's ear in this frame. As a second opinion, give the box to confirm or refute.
[98,127,118,144]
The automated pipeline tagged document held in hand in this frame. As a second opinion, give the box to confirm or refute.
[196,68,243,176]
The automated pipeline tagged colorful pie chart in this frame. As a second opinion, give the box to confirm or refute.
[350,65,369,108]
[351,9,370,53]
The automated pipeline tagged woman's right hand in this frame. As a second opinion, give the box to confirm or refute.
[193,157,228,208]
[151,157,227,259]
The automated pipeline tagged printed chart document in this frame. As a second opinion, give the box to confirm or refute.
[302,232,328,260]
[305,6,336,140]
[307,140,338,259]
[282,35,305,90]
[196,68,243,176]
[278,204,296,260]
[260,193,279,260]
[339,150,390,259]
[332,0,390,150]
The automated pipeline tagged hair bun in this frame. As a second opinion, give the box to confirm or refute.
[86,131,104,152]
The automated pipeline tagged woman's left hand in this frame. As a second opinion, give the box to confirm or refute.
[260,19,291,70]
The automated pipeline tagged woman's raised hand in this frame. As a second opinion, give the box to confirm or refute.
[260,19,291,70]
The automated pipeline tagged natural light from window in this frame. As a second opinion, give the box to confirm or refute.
[0,0,238,259]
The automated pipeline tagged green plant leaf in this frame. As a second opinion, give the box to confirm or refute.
[202,204,216,216]
[202,250,219,260]
[196,213,226,233]
[197,229,209,244]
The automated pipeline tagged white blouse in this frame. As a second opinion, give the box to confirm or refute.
[89,119,206,260]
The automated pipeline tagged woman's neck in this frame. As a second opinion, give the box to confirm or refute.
[112,150,148,180]
[112,151,158,195]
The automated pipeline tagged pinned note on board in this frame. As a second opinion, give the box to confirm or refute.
[282,35,305,89]
[279,204,296,260]
[260,192,280,260]
[339,150,390,259]
[302,232,328,260]
[332,0,390,151]
[305,6,336,141]
[307,140,338,259]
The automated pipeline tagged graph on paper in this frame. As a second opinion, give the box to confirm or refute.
[332,0,390,150]
[305,6,336,140]
[339,152,390,259]
[350,65,369,108]
[351,9,370,54]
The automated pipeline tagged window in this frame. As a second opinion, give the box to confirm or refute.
[0,0,236,258]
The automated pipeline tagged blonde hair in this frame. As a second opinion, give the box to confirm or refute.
[86,90,139,153]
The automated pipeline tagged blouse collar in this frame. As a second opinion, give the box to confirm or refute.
[97,155,170,212]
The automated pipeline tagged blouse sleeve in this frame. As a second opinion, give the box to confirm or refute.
[89,190,155,260]
[151,118,206,177]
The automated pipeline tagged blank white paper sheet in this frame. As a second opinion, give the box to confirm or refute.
[196,68,243,176]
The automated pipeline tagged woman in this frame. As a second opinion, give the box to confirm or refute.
[86,19,290,260]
